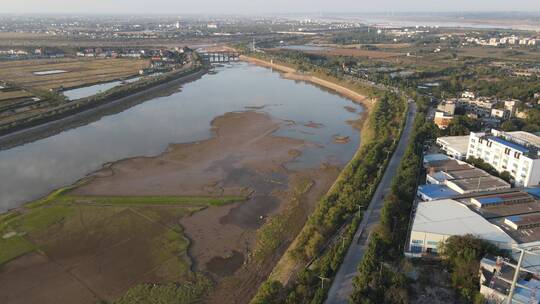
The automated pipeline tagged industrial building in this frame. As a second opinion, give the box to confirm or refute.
[408,198,517,254]
[407,187,540,260]
[419,154,510,200]
[436,135,470,160]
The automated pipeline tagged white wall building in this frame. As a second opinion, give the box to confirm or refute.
[467,130,540,187]
[457,97,497,117]
[408,199,516,255]
[436,135,470,160]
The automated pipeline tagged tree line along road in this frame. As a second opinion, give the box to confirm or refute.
[324,101,417,304]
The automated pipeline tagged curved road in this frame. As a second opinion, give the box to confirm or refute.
[325,101,417,304]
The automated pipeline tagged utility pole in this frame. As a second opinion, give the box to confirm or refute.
[507,249,525,304]
[318,276,330,289]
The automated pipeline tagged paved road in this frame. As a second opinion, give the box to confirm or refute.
[324,102,417,304]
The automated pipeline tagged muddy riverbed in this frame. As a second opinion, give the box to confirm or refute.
[0,62,365,303]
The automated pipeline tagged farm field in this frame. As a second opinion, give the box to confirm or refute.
[308,47,405,59]
[0,58,149,91]
[456,46,540,62]
[0,191,243,304]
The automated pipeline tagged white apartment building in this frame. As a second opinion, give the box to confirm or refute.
[467,130,540,187]
[457,97,496,117]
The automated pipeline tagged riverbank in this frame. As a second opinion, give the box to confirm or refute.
[240,54,375,210]
[240,55,374,112]
[243,53,411,304]
[0,110,343,304]
[0,62,368,304]
[0,66,207,150]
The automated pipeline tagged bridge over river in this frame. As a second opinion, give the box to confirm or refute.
[198,51,240,63]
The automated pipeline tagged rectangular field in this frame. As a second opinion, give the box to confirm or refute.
[0,58,149,90]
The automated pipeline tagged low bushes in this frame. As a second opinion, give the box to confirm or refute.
[113,273,212,304]
[439,235,500,303]
[350,107,436,303]
[248,53,408,302]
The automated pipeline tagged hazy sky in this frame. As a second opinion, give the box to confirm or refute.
[3,0,540,15]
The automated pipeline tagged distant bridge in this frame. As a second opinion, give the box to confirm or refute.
[199,51,240,63]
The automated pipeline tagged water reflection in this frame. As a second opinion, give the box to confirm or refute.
[63,77,141,100]
[0,63,362,211]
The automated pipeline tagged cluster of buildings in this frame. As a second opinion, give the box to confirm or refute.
[479,255,540,303]
[465,35,539,47]
[406,128,540,302]
[75,47,187,60]
[0,48,65,60]
[434,91,525,129]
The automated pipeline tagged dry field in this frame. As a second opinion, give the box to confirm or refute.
[324,43,412,50]
[0,90,33,102]
[0,202,203,304]
[0,58,149,91]
[308,47,405,59]
[456,47,540,62]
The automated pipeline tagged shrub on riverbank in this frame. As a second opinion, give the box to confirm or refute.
[350,109,436,304]
[247,50,409,303]
[113,273,212,304]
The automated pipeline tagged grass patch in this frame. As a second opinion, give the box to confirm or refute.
[114,273,212,304]
[57,195,246,207]
[0,204,73,265]
[0,235,36,265]
[13,205,74,236]
[253,178,314,263]
[150,228,192,279]
[25,186,75,209]
[0,191,244,268]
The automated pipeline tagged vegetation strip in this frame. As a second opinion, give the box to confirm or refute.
[350,96,436,303]
[246,49,409,304]
[0,64,207,138]
[0,190,245,266]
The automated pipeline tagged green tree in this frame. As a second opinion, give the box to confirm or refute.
[250,281,284,304]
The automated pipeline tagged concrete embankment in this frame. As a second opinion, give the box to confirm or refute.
[0,67,208,150]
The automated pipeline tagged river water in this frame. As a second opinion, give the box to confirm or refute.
[0,63,363,212]
[62,76,142,100]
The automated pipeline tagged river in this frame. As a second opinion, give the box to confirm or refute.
[0,62,363,212]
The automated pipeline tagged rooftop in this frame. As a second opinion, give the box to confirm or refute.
[494,213,540,244]
[428,168,490,184]
[447,168,490,180]
[418,184,459,200]
[507,131,540,149]
[526,187,540,199]
[505,214,540,230]
[437,135,470,152]
[425,159,473,173]
[411,199,516,245]
[447,175,510,194]
[471,198,540,220]
[487,136,530,154]
[423,153,451,164]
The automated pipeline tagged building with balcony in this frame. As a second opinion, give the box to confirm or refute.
[467,130,540,187]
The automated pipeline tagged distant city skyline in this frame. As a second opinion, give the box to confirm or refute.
[4,0,540,15]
